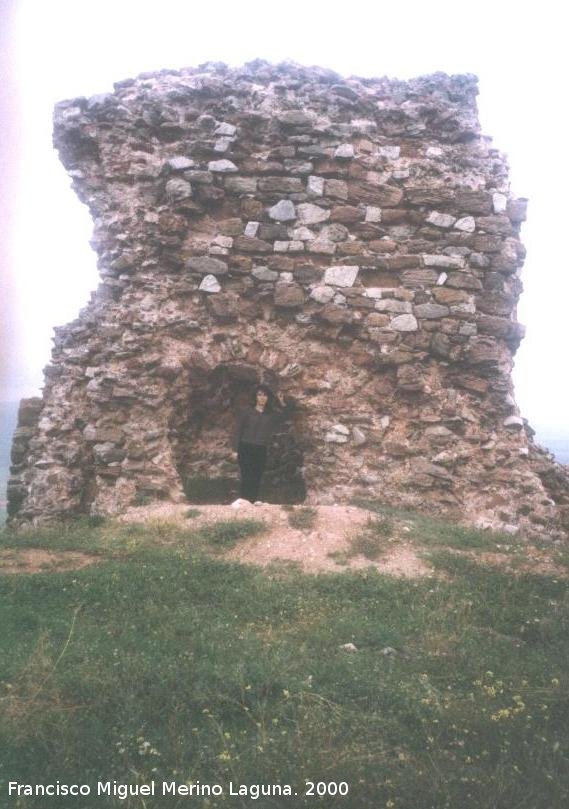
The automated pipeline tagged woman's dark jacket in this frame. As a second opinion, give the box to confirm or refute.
[232,401,294,451]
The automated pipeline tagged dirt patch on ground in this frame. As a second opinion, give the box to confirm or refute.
[120,501,436,578]
[120,500,569,580]
[0,549,98,575]
[3,502,564,579]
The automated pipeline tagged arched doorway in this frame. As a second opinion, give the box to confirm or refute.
[168,362,306,504]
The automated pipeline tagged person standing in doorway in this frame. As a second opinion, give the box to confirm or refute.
[230,385,293,503]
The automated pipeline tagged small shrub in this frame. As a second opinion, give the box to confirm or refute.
[365,515,394,538]
[327,550,349,566]
[184,508,202,519]
[287,506,318,531]
[196,519,266,550]
[349,516,394,560]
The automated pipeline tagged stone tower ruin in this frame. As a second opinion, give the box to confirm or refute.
[7,61,569,536]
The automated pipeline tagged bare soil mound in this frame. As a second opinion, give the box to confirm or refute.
[120,501,435,578]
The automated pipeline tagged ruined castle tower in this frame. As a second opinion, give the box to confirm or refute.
[7,61,569,535]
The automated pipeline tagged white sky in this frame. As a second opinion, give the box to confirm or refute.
[3,0,568,432]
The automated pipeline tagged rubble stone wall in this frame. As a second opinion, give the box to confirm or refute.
[7,61,569,536]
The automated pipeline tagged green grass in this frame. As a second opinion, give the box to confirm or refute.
[285,506,318,531]
[0,515,568,808]
[348,516,395,560]
[353,498,525,552]
[192,518,266,550]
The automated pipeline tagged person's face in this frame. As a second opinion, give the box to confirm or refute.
[256,390,268,408]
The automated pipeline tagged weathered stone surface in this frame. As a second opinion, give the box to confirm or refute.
[414,303,450,319]
[293,265,323,284]
[259,176,304,193]
[492,192,507,213]
[244,221,260,237]
[365,206,382,223]
[454,190,493,215]
[252,265,278,282]
[165,178,193,200]
[274,284,305,308]
[278,110,314,126]
[330,205,362,223]
[348,183,403,207]
[310,285,335,304]
[225,176,258,194]
[208,292,240,319]
[504,415,524,430]
[233,236,272,253]
[475,215,513,235]
[166,156,194,171]
[208,159,238,173]
[320,224,349,242]
[376,300,412,314]
[215,122,237,137]
[366,312,390,327]
[430,332,451,358]
[198,274,221,293]
[352,427,366,445]
[378,145,400,159]
[186,257,228,275]
[407,187,455,206]
[324,265,359,287]
[307,239,335,255]
[325,179,349,200]
[297,203,331,224]
[423,254,465,269]
[476,291,515,316]
[334,144,355,158]
[7,61,564,541]
[454,215,475,232]
[397,365,425,391]
[390,314,418,331]
[186,170,213,185]
[268,199,297,221]
[307,175,325,196]
[426,211,456,228]
[432,287,469,305]
[402,269,439,286]
[445,272,483,290]
[364,288,383,300]
[318,304,354,325]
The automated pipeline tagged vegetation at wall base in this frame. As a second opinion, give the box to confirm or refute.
[347,516,395,560]
[285,506,318,531]
[0,511,568,808]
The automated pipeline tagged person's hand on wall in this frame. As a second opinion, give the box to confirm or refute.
[230,450,238,462]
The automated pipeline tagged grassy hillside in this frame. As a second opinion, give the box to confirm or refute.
[1,509,568,808]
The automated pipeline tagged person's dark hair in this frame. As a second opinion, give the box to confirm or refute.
[253,384,275,413]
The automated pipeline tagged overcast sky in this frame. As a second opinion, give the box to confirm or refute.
[1,0,567,433]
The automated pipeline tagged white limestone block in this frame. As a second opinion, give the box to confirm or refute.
[323,265,359,287]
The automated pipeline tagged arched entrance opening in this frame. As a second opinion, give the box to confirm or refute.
[168,362,306,504]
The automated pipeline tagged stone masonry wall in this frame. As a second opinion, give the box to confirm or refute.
[7,61,569,536]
